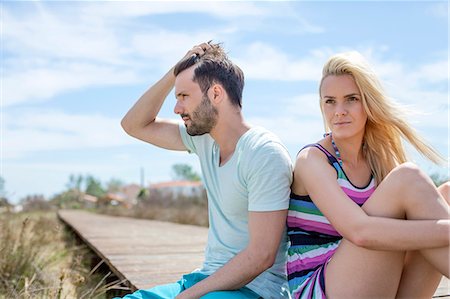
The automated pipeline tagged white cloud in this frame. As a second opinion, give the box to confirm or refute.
[370,58,449,89]
[78,1,270,19]
[3,110,134,159]
[247,93,324,158]
[248,114,323,157]
[412,60,449,84]
[3,7,124,64]
[76,1,324,35]
[368,57,448,131]
[236,42,327,81]
[3,63,140,106]
[283,93,322,118]
[3,1,325,107]
[427,2,448,19]
[130,30,214,65]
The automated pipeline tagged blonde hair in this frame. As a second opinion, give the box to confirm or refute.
[319,51,444,184]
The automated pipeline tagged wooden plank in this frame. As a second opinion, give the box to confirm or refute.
[58,209,207,290]
[57,209,449,297]
[435,277,450,298]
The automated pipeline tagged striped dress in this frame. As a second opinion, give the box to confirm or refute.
[287,144,376,299]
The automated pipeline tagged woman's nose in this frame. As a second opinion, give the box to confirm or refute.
[335,104,347,116]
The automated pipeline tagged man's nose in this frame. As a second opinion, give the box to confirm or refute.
[174,101,183,115]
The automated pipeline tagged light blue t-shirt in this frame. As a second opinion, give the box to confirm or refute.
[179,124,293,298]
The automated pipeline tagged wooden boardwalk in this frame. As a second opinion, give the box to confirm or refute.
[58,209,449,298]
[58,209,207,290]
[437,279,450,299]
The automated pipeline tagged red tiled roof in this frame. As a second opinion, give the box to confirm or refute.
[150,180,203,189]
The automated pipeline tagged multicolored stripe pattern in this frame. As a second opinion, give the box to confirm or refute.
[287,144,376,299]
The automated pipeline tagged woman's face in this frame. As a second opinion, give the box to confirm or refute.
[320,74,368,140]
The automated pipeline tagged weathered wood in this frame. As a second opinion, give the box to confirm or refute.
[58,209,207,290]
[435,277,450,298]
[57,209,449,297]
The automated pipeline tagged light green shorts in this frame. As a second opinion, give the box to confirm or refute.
[116,272,261,299]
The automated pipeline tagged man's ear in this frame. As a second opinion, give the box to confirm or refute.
[209,84,224,104]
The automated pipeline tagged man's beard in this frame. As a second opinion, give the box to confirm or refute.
[185,94,218,136]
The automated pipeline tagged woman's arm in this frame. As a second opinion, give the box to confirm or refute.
[294,147,450,251]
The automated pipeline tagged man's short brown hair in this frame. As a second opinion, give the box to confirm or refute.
[174,43,244,108]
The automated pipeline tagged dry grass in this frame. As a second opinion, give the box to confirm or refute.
[0,211,126,298]
[98,191,209,227]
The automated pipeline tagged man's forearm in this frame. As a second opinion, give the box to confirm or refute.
[121,67,175,133]
[176,247,271,299]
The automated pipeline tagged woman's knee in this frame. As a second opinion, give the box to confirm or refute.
[387,163,449,219]
[383,163,440,211]
[437,181,450,203]
[388,163,431,188]
[391,162,421,177]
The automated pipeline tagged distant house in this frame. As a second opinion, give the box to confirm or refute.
[82,194,98,209]
[150,180,204,199]
[103,184,141,208]
[81,184,142,208]
[83,194,98,203]
[121,184,141,202]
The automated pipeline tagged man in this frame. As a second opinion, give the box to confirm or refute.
[120,42,292,299]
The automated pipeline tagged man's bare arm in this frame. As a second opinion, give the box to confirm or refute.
[121,68,185,151]
[175,210,288,299]
[121,42,212,150]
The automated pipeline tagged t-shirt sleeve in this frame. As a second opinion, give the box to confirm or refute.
[247,142,293,211]
[178,123,197,154]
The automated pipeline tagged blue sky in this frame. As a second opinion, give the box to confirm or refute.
[2,1,448,203]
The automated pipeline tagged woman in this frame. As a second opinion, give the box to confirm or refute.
[287,51,449,298]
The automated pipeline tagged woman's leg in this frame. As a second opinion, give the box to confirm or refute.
[437,181,450,204]
[398,170,449,277]
[396,182,450,298]
[396,251,442,298]
[325,163,449,298]
[396,181,450,298]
